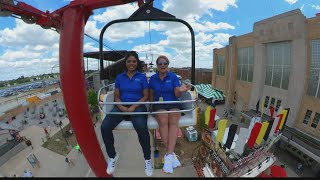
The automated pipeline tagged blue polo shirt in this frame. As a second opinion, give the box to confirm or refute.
[115,71,148,102]
[149,72,181,101]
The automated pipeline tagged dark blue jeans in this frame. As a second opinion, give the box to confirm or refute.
[100,105,151,160]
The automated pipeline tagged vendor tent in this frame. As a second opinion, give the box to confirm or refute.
[194,84,225,100]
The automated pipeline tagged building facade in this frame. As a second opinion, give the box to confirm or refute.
[212,9,320,173]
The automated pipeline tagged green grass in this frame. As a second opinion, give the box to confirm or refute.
[42,124,78,156]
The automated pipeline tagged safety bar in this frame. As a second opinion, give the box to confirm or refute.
[97,80,199,115]
[99,99,196,105]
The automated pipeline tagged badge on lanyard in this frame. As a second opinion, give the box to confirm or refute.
[159,97,163,101]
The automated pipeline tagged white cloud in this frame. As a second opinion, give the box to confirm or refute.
[311,5,320,10]
[0,19,59,47]
[84,42,99,52]
[0,19,60,81]
[163,0,237,20]
[284,0,298,5]
[0,0,238,80]
[92,3,138,23]
[212,33,232,44]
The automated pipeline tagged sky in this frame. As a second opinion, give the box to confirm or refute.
[0,0,319,81]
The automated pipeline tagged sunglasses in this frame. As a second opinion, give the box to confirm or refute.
[157,62,169,66]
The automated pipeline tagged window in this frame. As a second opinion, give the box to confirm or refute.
[264,96,270,108]
[217,56,225,76]
[303,110,312,125]
[307,40,320,98]
[265,41,291,89]
[311,112,320,128]
[237,47,254,82]
[270,98,275,108]
[275,100,281,111]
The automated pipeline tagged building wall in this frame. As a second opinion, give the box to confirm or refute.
[212,8,320,170]
[212,48,227,92]
[235,82,252,111]
[294,15,320,137]
[297,96,320,137]
[212,9,320,137]
[171,68,212,84]
[250,9,307,128]
[234,33,254,111]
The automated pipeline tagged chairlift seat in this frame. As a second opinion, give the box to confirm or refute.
[99,91,197,129]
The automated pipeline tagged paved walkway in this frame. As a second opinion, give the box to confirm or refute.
[0,102,312,177]
[0,116,197,177]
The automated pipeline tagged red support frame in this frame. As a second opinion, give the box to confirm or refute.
[59,6,110,177]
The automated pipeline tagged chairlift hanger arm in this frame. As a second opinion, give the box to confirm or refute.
[0,0,144,31]
[99,2,195,84]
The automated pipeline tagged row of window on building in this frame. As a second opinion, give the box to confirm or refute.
[263,95,319,128]
[303,110,320,129]
[216,39,320,98]
[264,96,282,111]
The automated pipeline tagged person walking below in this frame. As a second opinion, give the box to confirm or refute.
[65,157,75,166]
[100,51,153,176]
[149,55,190,174]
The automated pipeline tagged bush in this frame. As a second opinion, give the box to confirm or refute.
[87,89,98,115]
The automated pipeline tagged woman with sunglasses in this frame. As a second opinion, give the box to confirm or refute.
[149,55,191,174]
[100,51,153,176]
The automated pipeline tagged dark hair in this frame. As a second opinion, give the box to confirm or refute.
[124,51,143,72]
[156,55,170,65]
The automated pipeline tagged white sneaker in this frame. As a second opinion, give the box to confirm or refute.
[163,154,173,174]
[106,154,119,175]
[145,159,153,176]
[172,152,181,168]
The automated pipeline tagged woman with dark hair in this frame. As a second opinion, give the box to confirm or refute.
[100,51,153,176]
[149,55,190,174]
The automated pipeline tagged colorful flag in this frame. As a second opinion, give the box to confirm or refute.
[209,108,216,128]
[247,123,262,149]
[256,121,269,145]
[204,106,211,125]
[215,119,228,149]
[279,109,288,130]
[223,124,238,149]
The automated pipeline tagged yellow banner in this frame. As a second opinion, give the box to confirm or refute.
[205,106,211,125]
[256,121,269,145]
[279,109,288,130]
[215,119,228,149]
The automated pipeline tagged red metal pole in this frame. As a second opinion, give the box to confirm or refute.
[59,6,109,177]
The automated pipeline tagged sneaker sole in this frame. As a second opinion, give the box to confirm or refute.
[106,154,119,175]
[173,163,181,169]
[162,169,173,174]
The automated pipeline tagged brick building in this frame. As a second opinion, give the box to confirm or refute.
[212,9,320,173]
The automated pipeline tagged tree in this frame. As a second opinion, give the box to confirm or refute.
[87,89,98,116]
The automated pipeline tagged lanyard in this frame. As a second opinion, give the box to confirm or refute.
[160,78,166,97]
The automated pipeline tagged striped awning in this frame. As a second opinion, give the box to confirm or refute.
[194,84,225,100]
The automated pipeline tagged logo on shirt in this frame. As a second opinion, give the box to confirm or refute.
[134,78,141,82]
[165,80,171,83]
